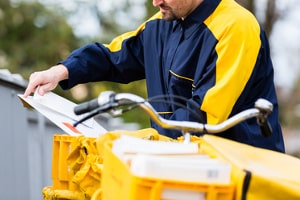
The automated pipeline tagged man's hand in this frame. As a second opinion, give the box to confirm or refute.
[23,64,69,97]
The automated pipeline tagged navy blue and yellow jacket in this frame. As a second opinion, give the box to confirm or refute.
[60,0,285,152]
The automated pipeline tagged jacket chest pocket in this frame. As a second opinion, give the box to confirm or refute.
[168,70,194,98]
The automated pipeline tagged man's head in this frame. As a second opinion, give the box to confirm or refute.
[153,0,204,21]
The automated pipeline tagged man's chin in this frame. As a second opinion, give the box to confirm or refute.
[161,12,176,21]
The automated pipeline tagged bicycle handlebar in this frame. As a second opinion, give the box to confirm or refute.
[73,91,273,138]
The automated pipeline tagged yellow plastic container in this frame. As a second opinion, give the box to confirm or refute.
[51,134,77,190]
[42,134,83,200]
[102,143,234,200]
[44,134,102,200]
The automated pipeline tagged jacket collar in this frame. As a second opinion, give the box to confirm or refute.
[172,0,221,31]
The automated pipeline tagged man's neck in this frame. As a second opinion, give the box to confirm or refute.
[182,0,204,20]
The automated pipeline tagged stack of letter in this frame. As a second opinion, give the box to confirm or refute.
[112,135,231,184]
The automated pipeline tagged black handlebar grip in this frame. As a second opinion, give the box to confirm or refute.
[258,119,272,137]
[74,98,99,115]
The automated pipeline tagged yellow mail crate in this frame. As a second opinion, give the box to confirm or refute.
[51,134,77,190]
[43,134,92,200]
[102,143,234,200]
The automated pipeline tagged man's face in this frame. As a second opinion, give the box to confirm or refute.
[153,0,202,21]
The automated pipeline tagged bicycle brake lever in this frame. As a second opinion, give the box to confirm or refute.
[254,98,273,137]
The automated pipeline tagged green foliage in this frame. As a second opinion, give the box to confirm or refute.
[0,0,80,79]
[0,0,153,128]
[145,0,159,18]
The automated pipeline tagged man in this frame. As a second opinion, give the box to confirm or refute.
[24,0,285,152]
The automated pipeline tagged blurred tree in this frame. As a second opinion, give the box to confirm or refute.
[0,0,79,77]
[236,0,278,36]
[0,0,80,99]
[64,0,153,127]
[145,0,159,18]
[0,0,151,128]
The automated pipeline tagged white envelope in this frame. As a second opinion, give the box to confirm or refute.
[18,91,107,137]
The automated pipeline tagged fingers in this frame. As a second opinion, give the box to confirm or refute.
[38,82,57,96]
[23,72,40,97]
[23,71,55,97]
[23,65,68,98]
